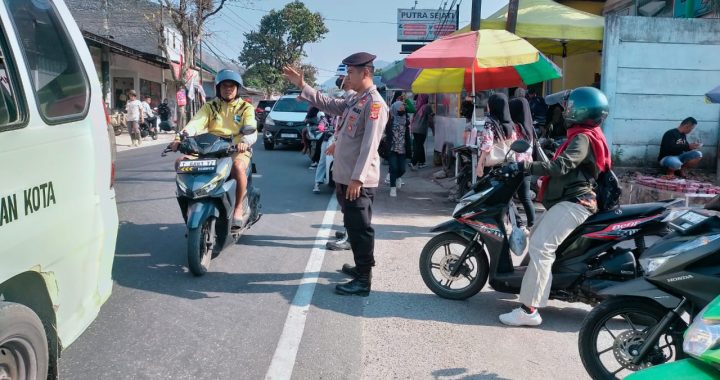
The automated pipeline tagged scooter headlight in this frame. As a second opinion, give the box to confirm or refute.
[684,299,720,358]
[639,234,720,275]
[452,187,492,216]
[194,166,229,197]
[638,255,677,275]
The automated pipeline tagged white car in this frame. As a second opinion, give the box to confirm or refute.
[262,94,310,150]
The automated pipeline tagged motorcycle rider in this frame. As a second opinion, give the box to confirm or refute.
[141,95,156,131]
[499,87,612,327]
[171,69,257,227]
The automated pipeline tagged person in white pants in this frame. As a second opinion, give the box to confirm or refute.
[499,87,612,327]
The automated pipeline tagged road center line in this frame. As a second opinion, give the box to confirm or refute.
[265,195,338,380]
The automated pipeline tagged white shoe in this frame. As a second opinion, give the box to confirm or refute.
[417,163,428,169]
[389,187,397,197]
[397,178,404,189]
[312,183,320,193]
[499,307,542,327]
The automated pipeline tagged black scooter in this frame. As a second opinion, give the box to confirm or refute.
[419,140,679,304]
[578,206,720,380]
[163,132,262,276]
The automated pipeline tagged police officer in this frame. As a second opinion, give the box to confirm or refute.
[283,53,388,296]
[325,65,357,252]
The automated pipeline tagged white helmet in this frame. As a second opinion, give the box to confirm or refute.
[335,64,348,77]
[318,111,325,118]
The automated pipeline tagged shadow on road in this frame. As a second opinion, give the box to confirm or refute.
[432,367,512,380]
[112,220,587,333]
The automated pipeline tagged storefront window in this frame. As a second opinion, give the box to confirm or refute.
[140,79,161,105]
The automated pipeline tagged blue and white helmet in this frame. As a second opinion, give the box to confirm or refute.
[215,69,244,98]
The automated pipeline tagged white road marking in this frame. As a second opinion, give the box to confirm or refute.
[265,196,338,380]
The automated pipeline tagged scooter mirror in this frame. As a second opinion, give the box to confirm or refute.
[240,125,257,135]
[510,140,531,153]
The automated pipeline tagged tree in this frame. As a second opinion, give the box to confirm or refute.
[239,1,328,96]
[145,0,229,128]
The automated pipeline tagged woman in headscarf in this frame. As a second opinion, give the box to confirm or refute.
[499,87,611,327]
[509,97,536,227]
[386,91,411,197]
[475,93,515,178]
[410,94,432,169]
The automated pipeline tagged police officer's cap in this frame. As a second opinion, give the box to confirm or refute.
[342,52,376,68]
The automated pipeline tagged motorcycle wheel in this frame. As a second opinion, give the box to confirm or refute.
[578,296,687,380]
[187,217,215,276]
[151,131,158,140]
[114,126,122,136]
[419,232,489,300]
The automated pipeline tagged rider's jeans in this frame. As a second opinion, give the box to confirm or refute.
[315,140,329,184]
[519,201,592,308]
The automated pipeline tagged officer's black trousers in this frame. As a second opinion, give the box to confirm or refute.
[336,184,376,272]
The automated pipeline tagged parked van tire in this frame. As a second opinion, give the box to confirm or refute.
[0,302,49,380]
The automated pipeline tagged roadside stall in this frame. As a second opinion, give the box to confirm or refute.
[456,0,604,90]
[384,30,561,181]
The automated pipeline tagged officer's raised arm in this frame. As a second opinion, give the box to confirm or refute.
[283,65,349,116]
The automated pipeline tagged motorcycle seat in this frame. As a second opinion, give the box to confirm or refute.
[585,202,667,224]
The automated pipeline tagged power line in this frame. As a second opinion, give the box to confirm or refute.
[229,4,398,25]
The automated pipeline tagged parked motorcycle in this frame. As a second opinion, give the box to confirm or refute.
[578,207,720,379]
[109,109,126,136]
[624,294,720,380]
[162,132,262,276]
[141,116,158,140]
[452,144,478,201]
[419,140,679,304]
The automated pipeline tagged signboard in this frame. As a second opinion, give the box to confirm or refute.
[397,8,458,42]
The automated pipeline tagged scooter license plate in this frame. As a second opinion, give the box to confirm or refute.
[177,159,217,173]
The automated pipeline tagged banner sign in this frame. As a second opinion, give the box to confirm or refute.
[397,8,458,42]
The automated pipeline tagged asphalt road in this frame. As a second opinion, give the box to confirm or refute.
[59,141,593,380]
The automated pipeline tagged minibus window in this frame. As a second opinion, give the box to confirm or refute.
[5,0,90,122]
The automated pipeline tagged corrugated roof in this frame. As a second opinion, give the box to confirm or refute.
[65,0,165,57]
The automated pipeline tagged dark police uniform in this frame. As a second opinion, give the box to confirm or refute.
[300,52,388,295]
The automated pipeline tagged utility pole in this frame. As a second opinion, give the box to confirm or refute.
[506,0,519,33]
[470,0,481,31]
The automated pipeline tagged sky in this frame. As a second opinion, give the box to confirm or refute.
[205,0,507,83]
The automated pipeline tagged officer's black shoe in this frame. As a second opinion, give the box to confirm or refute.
[334,231,346,239]
[340,263,360,278]
[335,271,371,297]
[326,238,351,251]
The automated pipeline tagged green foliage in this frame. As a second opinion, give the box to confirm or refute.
[239,1,328,95]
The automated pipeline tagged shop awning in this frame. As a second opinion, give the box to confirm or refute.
[456,0,605,56]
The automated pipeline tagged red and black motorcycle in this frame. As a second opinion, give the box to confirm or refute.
[419,140,681,304]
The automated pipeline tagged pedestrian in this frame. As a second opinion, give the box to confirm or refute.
[475,93,515,179]
[386,91,410,197]
[658,117,702,178]
[125,90,143,147]
[509,97,536,228]
[302,106,322,168]
[499,87,611,326]
[528,88,548,126]
[323,72,357,251]
[410,94,433,170]
[283,52,388,296]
